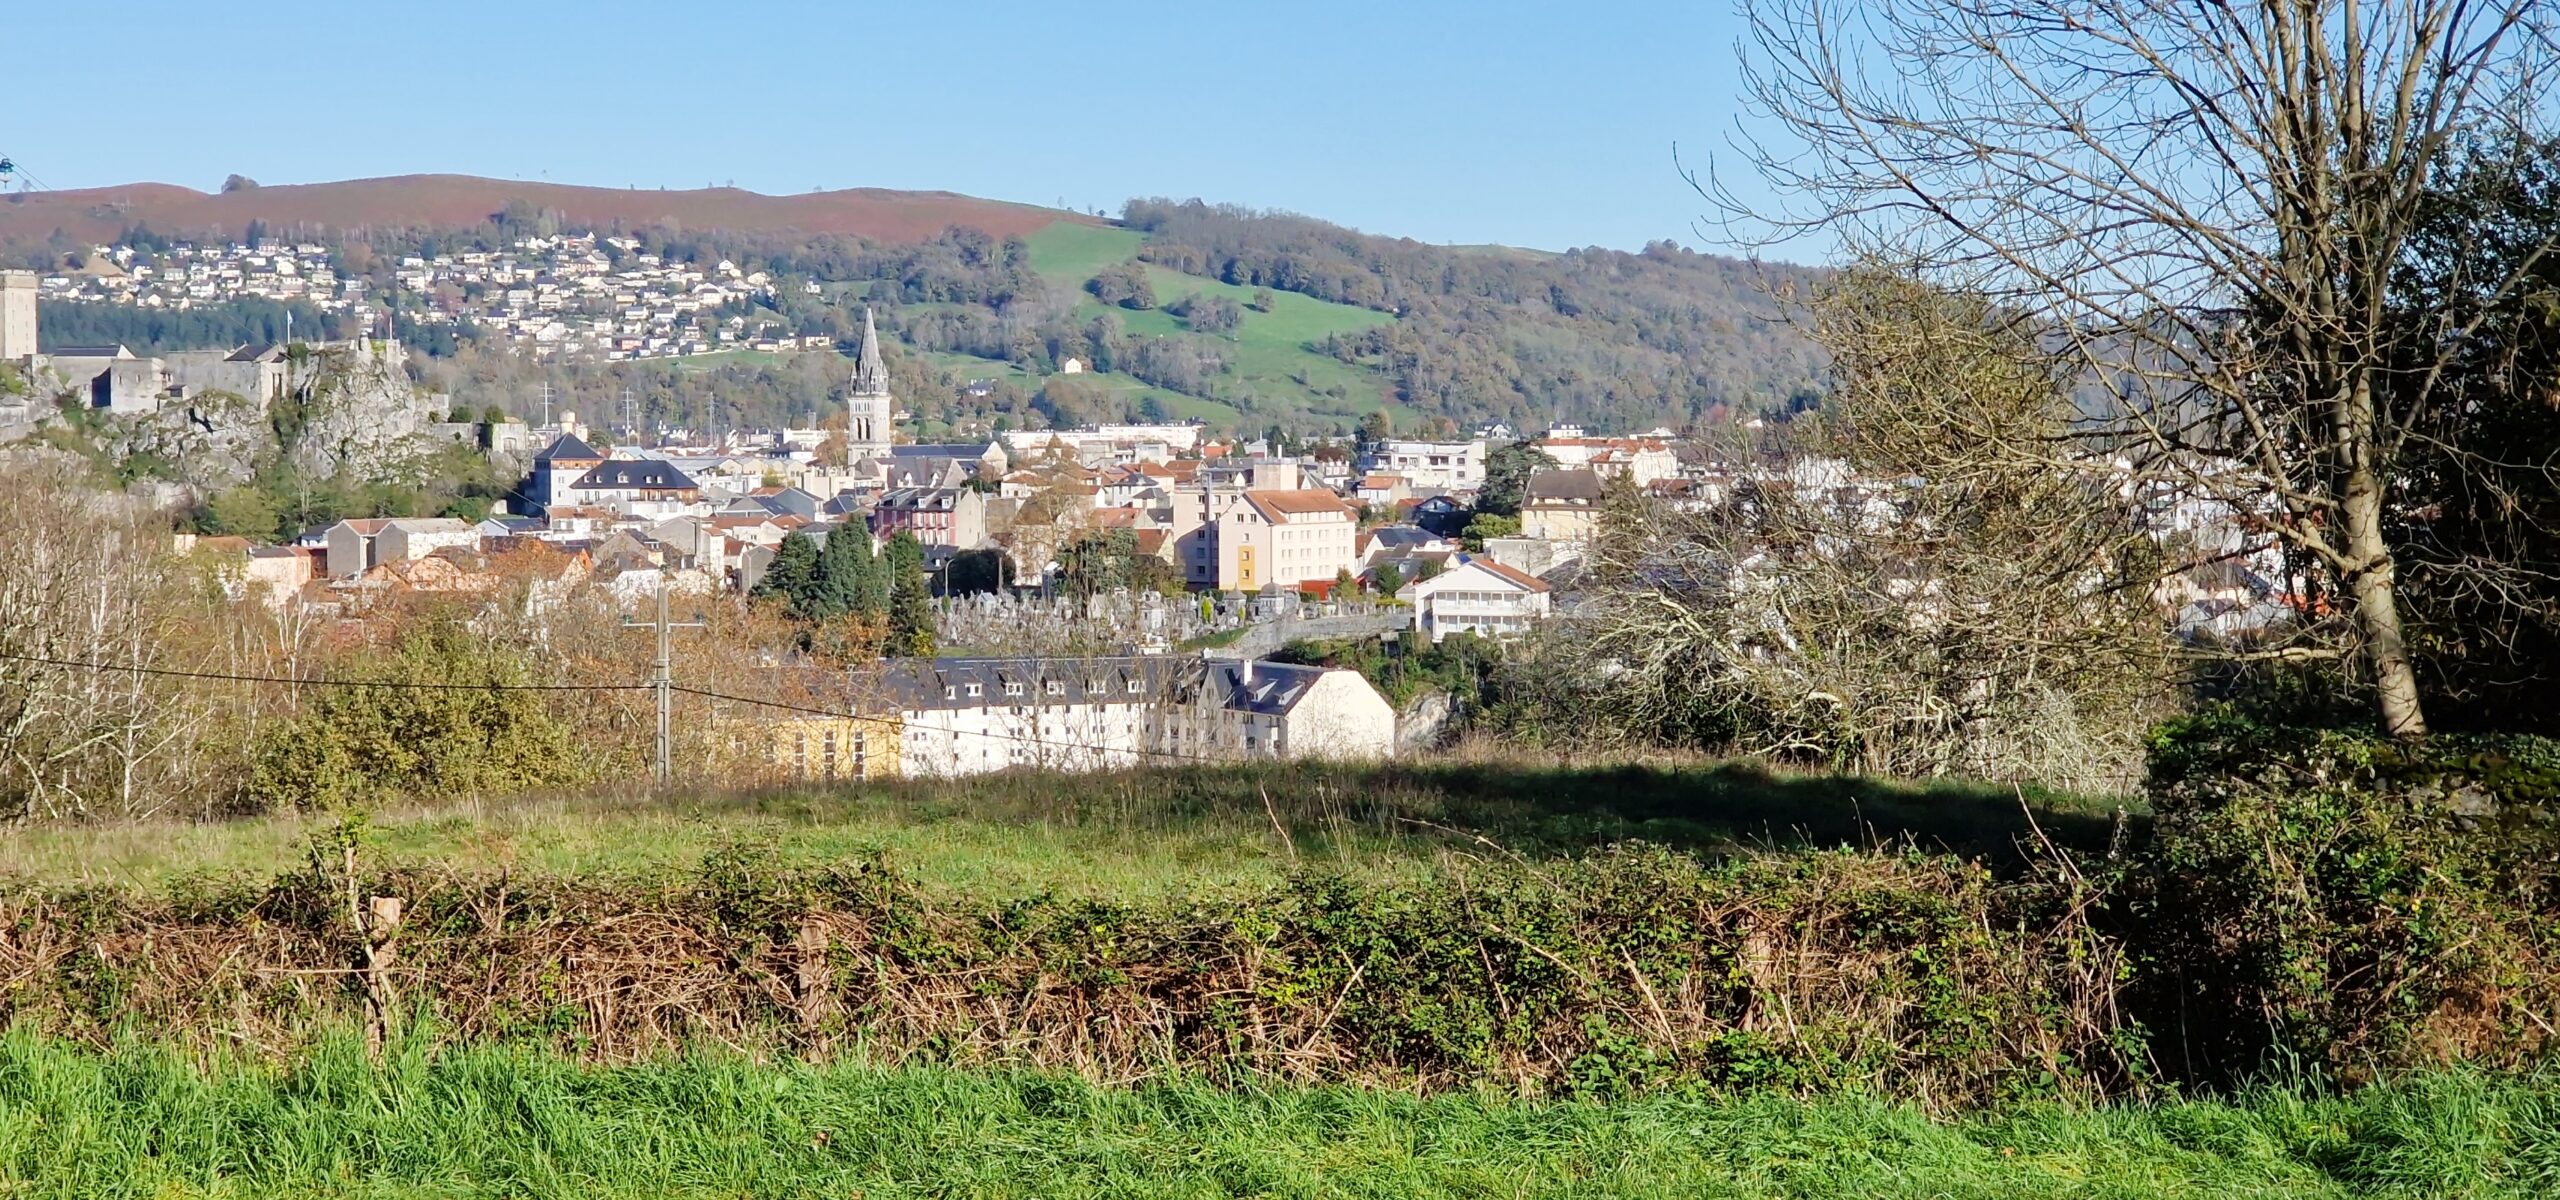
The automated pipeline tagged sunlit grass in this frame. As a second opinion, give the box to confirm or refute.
[0,1030,2550,1198]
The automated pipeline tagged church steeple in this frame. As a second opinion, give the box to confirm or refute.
[853,306,890,396]
[846,306,895,464]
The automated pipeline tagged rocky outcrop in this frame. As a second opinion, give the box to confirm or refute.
[1397,688,1461,755]
[5,341,443,495]
[281,341,438,480]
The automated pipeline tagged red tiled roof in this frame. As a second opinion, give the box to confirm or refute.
[1449,556,1550,593]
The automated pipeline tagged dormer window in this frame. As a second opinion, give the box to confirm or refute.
[1046,680,1066,696]
[1126,679,1143,693]
[942,685,957,700]
[1005,681,1024,697]
[964,682,983,698]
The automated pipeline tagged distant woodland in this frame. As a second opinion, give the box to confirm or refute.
[1122,199,1825,430]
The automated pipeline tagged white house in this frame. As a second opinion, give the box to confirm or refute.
[1163,659,1398,762]
[878,654,1396,778]
[1357,438,1486,492]
[1409,554,1552,641]
[882,656,1183,777]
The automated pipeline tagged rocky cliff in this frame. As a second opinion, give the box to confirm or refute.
[6,341,442,495]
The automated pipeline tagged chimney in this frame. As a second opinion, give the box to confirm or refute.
[1241,658,1254,685]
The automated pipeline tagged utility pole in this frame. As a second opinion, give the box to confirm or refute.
[623,572,705,785]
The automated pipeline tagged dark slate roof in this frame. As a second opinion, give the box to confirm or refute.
[47,344,132,359]
[225,343,285,362]
[1364,524,1445,551]
[538,431,604,463]
[890,443,996,459]
[1525,468,1605,503]
[570,459,699,491]
[874,486,963,512]
[872,656,1188,710]
[1193,660,1328,716]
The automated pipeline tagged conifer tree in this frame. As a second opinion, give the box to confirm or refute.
[755,531,819,615]
[884,532,936,657]
[812,523,871,620]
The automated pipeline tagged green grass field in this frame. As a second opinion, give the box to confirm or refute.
[4,1032,2551,1198]
[923,348,1249,426]
[1023,221,1399,426]
[1022,221,1147,282]
[0,755,2127,897]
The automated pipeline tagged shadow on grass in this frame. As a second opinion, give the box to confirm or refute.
[761,754,2138,872]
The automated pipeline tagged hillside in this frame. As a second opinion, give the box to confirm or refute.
[0,174,1080,246]
[10,175,1824,436]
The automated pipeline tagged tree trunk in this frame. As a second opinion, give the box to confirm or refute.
[2341,473,2430,739]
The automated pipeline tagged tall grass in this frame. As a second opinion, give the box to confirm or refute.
[0,752,2126,896]
[0,1031,2553,1198]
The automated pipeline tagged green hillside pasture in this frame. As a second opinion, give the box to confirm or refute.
[1022,221,1147,283]
[1024,220,1399,425]
[5,1034,2552,1199]
[1077,268,1393,425]
[925,350,1246,426]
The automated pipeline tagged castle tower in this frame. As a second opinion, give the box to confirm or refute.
[0,271,37,362]
[847,306,894,461]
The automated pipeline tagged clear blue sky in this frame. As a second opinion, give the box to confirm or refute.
[7,0,1797,255]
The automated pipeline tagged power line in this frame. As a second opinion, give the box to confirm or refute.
[0,650,645,693]
[2,650,1251,767]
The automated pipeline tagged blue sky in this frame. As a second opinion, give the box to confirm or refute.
[7,0,1800,255]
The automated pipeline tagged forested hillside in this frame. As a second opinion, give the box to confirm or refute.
[15,181,1823,436]
[1125,199,1824,431]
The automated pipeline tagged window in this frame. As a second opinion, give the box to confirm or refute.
[964,682,983,697]
[1005,681,1025,697]
[942,685,956,700]
[1045,680,1065,697]
[822,730,839,780]
[1127,679,1143,693]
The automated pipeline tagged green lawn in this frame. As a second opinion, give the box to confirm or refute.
[4,1032,2550,1198]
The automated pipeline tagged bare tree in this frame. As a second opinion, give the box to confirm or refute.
[1573,271,2175,789]
[1726,0,2559,737]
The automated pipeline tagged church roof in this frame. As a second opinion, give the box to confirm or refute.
[853,306,890,396]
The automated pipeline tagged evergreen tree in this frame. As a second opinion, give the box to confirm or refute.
[884,532,936,657]
[755,531,819,614]
[852,526,891,618]
[812,523,871,619]
[1371,561,1405,599]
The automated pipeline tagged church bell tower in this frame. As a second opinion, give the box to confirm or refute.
[847,307,894,462]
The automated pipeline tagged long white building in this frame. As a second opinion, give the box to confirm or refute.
[873,655,1396,777]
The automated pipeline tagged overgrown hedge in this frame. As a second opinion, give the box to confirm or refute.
[2125,713,2560,1085]
[4,719,2556,1103]
[0,843,2135,1108]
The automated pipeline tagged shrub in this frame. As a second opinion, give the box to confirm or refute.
[247,619,592,812]
[2125,710,2560,1083]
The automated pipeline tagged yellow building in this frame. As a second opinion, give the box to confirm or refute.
[763,715,903,782]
